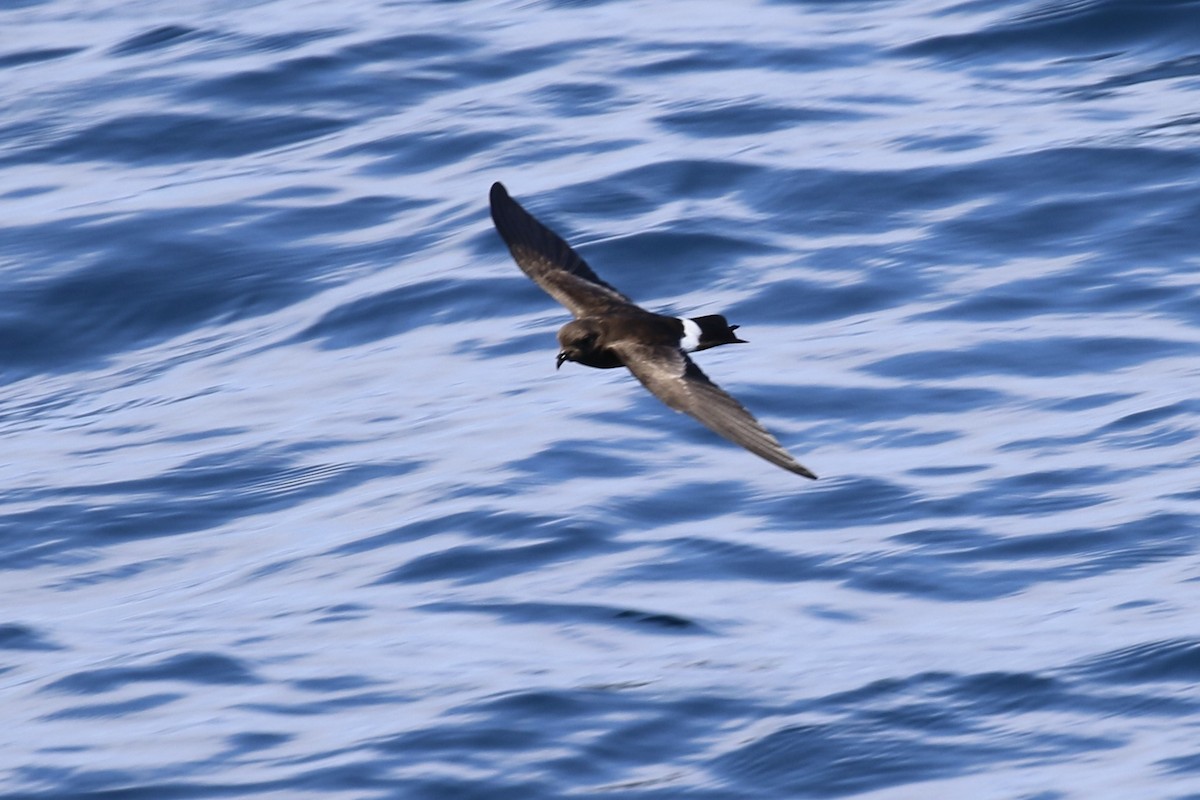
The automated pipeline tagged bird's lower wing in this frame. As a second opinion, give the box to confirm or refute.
[615,342,817,479]
[490,182,634,318]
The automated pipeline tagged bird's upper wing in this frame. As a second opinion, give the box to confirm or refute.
[613,341,817,479]
[490,182,636,318]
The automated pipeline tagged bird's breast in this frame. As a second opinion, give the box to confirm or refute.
[572,348,625,369]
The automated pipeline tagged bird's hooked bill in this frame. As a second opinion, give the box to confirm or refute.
[555,352,568,370]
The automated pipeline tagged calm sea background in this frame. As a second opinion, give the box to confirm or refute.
[3,0,1200,797]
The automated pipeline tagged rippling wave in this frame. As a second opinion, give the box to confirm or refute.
[2,0,1199,797]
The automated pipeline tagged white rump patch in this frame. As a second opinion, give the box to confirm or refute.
[679,317,702,352]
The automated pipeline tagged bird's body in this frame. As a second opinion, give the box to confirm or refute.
[489,181,816,479]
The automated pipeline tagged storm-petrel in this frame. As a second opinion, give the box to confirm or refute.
[489,182,816,479]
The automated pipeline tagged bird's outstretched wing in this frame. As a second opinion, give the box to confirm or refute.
[490,182,636,318]
[613,342,817,479]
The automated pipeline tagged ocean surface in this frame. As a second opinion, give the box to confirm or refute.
[3,0,1200,797]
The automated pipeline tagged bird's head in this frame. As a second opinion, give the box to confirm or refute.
[556,319,605,370]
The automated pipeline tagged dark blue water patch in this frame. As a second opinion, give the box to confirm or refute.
[511,438,649,480]
[713,714,1106,798]
[583,160,769,215]
[1073,53,1200,97]
[935,187,1200,268]
[239,26,347,58]
[946,672,1075,717]
[377,688,737,798]
[570,228,782,304]
[493,135,642,174]
[758,384,1008,423]
[895,132,990,153]
[1106,198,1200,281]
[959,509,1191,565]
[312,603,371,624]
[850,562,1024,602]
[3,112,346,166]
[418,601,710,635]
[1160,750,1200,778]
[340,128,507,176]
[746,146,1200,250]
[186,52,443,112]
[746,164,968,238]
[340,32,472,63]
[0,449,409,569]
[55,557,182,592]
[908,466,990,481]
[158,426,252,445]
[1142,111,1200,148]
[762,476,935,530]
[748,503,1194,603]
[617,535,845,586]
[0,205,414,379]
[238,684,411,718]
[0,45,85,68]
[934,195,1130,262]
[655,100,866,138]
[0,622,61,651]
[625,39,868,77]
[534,81,624,117]
[845,510,1196,601]
[824,665,1139,731]
[979,146,1200,203]
[247,193,417,242]
[456,328,552,360]
[43,652,259,695]
[43,692,182,721]
[922,266,1190,323]
[608,480,755,526]
[872,427,959,449]
[1092,401,1200,447]
[894,0,1200,63]
[266,687,407,715]
[329,509,576,558]
[0,183,56,200]
[375,531,619,586]
[452,40,606,85]
[885,525,985,551]
[222,731,293,757]
[5,769,286,799]
[999,416,1188,455]
[734,266,927,324]
[294,276,536,350]
[336,30,600,96]
[715,671,1120,798]
[1068,638,1200,685]
[365,512,623,582]
[110,25,201,56]
[957,467,1117,517]
[865,335,1192,380]
[291,674,381,694]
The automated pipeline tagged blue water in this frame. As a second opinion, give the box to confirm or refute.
[3,0,1200,797]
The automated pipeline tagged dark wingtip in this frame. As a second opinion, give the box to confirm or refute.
[796,467,818,480]
[490,182,508,203]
